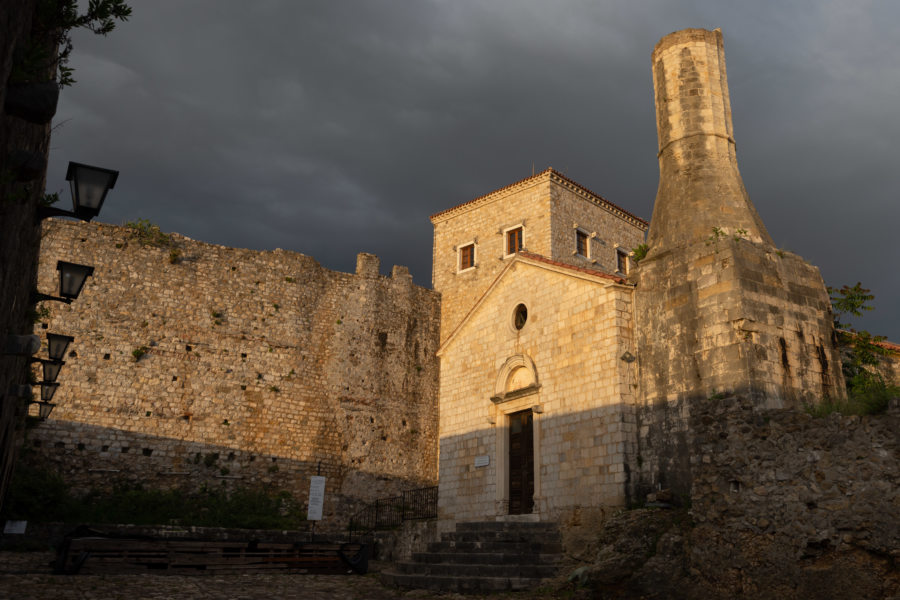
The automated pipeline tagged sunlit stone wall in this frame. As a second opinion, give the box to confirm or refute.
[29,219,440,526]
[436,254,638,527]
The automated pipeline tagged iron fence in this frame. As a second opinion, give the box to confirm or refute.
[348,485,437,541]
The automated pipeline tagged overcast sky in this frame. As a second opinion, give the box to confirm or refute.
[46,1,900,341]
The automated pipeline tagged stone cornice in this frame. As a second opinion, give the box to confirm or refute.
[430,168,648,230]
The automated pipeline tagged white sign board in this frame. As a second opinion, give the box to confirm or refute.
[474,455,490,468]
[3,520,27,534]
[307,476,326,521]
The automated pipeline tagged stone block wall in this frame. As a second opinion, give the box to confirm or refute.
[431,174,553,344]
[28,220,440,527]
[631,239,845,500]
[437,256,637,526]
[548,175,647,276]
[688,396,900,597]
[431,168,646,345]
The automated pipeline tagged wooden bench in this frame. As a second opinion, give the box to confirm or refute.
[55,535,369,575]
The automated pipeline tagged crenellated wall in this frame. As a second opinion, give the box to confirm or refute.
[28,219,440,527]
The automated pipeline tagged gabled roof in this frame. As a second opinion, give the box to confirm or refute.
[437,252,630,355]
[430,167,649,229]
[517,251,626,284]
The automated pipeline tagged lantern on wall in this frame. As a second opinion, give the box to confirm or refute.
[38,161,119,221]
[47,333,74,361]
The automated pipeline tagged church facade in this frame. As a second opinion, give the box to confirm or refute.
[431,169,648,523]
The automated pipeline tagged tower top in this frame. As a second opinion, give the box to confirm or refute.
[646,28,773,252]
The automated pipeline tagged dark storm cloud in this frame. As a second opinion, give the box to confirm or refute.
[46,1,900,340]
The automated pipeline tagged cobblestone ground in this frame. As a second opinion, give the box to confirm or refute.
[0,552,578,600]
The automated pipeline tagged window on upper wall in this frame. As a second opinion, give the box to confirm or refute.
[616,249,629,274]
[458,243,475,272]
[575,229,589,258]
[505,226,523,256]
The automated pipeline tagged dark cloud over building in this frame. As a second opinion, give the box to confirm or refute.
[46,1,900,340]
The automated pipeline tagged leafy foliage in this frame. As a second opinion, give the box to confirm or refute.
[0,461,306,529]
[11,1,131,87]
[125,219,174,248]
[27,304,51,324]
[820,282,899,414]
[829,282,875,330]
[828,283,890,390]
[805,383,896,417]
[632,243,649,262]
[40,192,61,207]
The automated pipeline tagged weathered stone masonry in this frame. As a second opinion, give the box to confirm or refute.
[687,396,899,598]
[29,219,440,525]
[630,28,845,501]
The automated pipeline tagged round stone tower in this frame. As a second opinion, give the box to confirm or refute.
[631,28,845,504]
[647,28,772,251]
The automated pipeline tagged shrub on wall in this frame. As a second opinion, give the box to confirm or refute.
[0,461,306,530]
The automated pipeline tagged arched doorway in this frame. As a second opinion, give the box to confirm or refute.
[492,354,540,516]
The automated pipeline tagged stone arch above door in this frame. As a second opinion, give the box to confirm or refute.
[491,354,540,403]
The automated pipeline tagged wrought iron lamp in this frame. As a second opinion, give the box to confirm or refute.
[40,382,59,402]
[29,401,56,420]
[41,359,64,383]
[38,161,118,221]
[32,261,94,304]
[46,333,74,361]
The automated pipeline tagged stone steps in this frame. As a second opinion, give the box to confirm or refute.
[381,520,562,593]
[412,551,560,564]
[428,540,565,554]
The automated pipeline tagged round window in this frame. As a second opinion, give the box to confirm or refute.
[513,304,528,330]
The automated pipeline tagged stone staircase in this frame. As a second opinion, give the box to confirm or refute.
[381,520,563,593]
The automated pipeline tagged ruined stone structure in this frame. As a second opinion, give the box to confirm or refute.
[630,28,845,498]
[28,220,440,524]
[686,396,899,597]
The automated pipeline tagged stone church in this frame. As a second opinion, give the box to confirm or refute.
[431,168,647,522]
[28,28,848,530]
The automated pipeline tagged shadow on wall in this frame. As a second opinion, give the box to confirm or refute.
[23,419,432,530]
[436,402,664,522]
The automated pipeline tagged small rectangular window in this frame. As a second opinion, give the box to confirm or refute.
[617,249,629,274]
[576,230,589,257]
[506,227,523,255]
[459,243,475,271]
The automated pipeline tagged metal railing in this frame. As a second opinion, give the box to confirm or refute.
[348,485,437,541]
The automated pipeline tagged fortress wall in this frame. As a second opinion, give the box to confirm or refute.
[688,396,900,597]
[27,219,440,525]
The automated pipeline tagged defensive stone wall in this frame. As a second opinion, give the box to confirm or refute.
[28,220,440,527]
[687,396,899,597]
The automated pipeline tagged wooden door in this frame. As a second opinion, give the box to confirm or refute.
[508,409,534,514]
